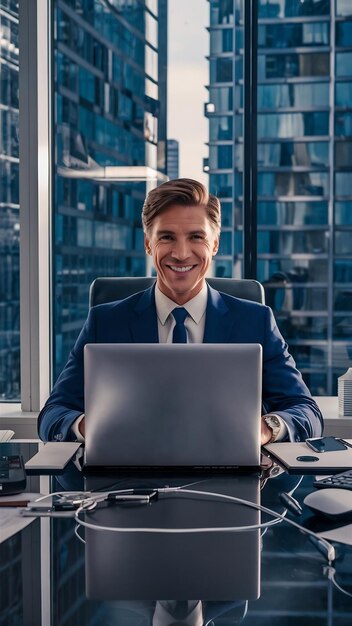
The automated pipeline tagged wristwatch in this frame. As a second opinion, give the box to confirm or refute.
[264,414,282,443]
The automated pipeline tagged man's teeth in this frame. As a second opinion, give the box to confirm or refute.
[170,265,193,272]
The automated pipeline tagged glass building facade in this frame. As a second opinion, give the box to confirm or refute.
[53,0,167,379]
[0,0,20,400]
[167,138,179,179]
[206,0,352,395]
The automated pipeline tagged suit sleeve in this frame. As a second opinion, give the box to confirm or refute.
[37,308,96,441]
[262,306,323,441]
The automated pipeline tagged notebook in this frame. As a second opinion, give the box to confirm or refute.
[83,343,262,471]
[264,440,352,474]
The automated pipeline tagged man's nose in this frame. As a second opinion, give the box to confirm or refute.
[171,239,190,260]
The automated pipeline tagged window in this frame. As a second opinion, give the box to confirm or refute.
[259,22,329,48]
[258,112,329,138]
[259,0,330,19]
[336,82,352,106]
[257,201,328,226]
[258,142,329,167]
[336,52,352,78]
[258,82,329,109]
[259,53,329,80]
[0,1,19,400]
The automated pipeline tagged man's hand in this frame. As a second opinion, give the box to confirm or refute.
[78,416,85,438]
[261,415,272,445]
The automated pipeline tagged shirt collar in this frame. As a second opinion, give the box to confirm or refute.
[155,283,208,325]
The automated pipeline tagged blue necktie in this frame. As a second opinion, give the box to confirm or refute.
[172,307,188,343]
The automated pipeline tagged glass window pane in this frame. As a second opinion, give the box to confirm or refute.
[258,113,329,138]
[210,0,235,25]
[258,82,329,109]
[257,259,328,283]
[208,87,233,113]
[336,21,352,46]
[258,142,329,167]
[52,1,165,379]
[258,172,329,197]
[335,173,352,196]
[335,113,352,136]
[335,82,352,106]
[211,57,233,83]
[335,141,352,167]
[336,0,352,16]
[335,259,352,282]
[259,22,329,48]
[259,53,329,80]
[258,230,328,254]
[0,2,20,401]
[259,0,330,18]
[257,202,328,226]
[209,173,233,198]
[336,52,352,77]
[221,201,233,227]
[209,116,233,140]
[335,230,352,253]
[335,201,352,225]
[263,285,327,312]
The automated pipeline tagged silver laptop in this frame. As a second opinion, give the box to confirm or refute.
[83,343,262,470]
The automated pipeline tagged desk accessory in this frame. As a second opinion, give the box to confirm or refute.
[263,441,352,474]
[25,442,81,474]
[338,367,352,417]
[0,455,26,496]
[0,430,15,442]
[314,469,352,490]
[306,436,351,453]
[304,489,352,520]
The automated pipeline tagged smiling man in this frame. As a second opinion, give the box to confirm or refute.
[38,178,323,444]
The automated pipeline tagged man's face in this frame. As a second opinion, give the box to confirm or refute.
[144,204,219,305]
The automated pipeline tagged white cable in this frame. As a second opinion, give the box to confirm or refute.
[74,486,335,564]
[74,523,86,544]
[324,566,352,599]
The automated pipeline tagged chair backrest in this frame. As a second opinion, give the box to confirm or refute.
[89,277,265,307]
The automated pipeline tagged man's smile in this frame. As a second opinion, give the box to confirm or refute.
[166,264,196,273]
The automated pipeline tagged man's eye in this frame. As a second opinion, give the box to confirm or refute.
[191,234,204,240]
[160,235,172,240]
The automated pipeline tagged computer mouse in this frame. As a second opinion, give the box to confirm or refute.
[304,489,352,520]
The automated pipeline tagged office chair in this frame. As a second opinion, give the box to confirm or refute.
[89,277,265,307]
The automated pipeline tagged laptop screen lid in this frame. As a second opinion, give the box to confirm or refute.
[84,343,262,470]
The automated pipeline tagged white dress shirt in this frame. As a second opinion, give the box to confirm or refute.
[154,283,208,343]
[72,282,288,441]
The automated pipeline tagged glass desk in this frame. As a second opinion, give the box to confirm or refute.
[0,441,352,626]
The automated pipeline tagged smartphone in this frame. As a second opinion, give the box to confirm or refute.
[306,437,350,453]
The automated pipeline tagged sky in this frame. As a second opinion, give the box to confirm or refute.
[167,0,208,184]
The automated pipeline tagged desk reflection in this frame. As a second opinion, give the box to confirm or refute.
[52,466,302,625]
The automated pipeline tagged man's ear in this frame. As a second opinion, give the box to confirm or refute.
[212,236,219,256]
[144,234,152,255]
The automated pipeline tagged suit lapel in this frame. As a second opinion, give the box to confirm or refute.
[129,286,159,343]
[128,283,234,344]
[203,284,235,343]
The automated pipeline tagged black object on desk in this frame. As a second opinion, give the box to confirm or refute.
[0,455,26,496]
[314,469,352,491]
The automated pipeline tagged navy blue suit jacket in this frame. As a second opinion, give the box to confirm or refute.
[38,284,323,442]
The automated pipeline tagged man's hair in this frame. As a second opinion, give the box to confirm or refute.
[142,178,221,234]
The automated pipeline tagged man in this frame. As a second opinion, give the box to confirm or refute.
[38,178,323,443]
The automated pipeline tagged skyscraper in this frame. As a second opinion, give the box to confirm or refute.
[167,138,180,179]
[206,0,352,395]
[53,0,167,378]
[0,0,19,400]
